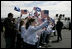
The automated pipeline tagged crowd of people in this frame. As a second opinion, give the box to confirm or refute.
[1,13,65,48]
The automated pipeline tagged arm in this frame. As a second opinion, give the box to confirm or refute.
[31,20,49,31]
[21,26,26,33]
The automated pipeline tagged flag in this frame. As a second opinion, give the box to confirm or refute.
[41,10,49,19]
[14,6,20,12]
[36,7,41,12]
[21,10,27,14]
[33,7,41,12]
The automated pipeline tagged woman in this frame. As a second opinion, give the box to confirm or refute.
[22,18,50,48]
[20,20,26,48]
[16,14,22,48]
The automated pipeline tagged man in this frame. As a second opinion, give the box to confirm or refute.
[56,18,63,42]
[16,14,23,48]
[3,13,16,48]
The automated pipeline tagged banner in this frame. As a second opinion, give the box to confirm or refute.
[14,6,20,12]
[33,7,41,12]
[21,10,27,14]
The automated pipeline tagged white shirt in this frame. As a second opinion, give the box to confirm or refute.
[23,20,49,45]
[47,24,53,34]
[16,17,21,34]
[21,25,26,38]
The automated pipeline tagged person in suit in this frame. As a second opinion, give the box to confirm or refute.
[3,13,16,48]
[56,18,63,42]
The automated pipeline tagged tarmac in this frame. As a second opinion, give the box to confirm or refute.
[1,29,71,48]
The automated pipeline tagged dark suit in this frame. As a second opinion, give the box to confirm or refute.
[3,18,16,48]
[56,20,63,41]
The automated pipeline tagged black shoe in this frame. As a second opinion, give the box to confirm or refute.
[39,43,45,46]
[56,40,59,42]
[54,35,57,36]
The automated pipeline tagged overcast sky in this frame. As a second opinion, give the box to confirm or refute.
[1,1,71,18]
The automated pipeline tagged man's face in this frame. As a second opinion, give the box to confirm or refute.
[10,16,13,20]
[32,20,37,26]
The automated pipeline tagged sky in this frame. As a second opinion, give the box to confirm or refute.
[1,1,71,19]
